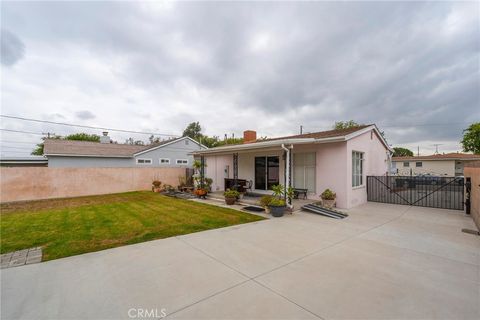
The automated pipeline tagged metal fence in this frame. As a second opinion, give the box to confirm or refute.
[367,176,464,210]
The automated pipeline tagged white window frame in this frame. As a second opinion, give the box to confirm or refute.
[136,158,152,165]
[352,151,364,188]
[159,158,170,165]
[176,159,189,165]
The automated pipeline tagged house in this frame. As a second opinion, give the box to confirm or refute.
[391,153,480,177]
[44,132,207,168]
[192,125,391,209]
[0,156,48,167]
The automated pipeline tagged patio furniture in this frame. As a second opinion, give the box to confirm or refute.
[224,178,247,192]
[293,188,308,199]
[245,180,253,195]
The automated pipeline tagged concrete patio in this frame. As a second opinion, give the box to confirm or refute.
[1,202,479,319]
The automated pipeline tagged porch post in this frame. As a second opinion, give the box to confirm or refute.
[233,153,238,190]
[286,147,292,207]
[200,155,205,189]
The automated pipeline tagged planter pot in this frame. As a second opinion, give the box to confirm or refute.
[225,197,236,205]
[322,199,336,208]
[269,205,286,217]
[152,187,162,192]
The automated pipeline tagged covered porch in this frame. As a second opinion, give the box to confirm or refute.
[194,139,319,208]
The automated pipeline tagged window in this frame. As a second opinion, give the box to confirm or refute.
[352,151,364,187]
[403,162,410,167]
[293,152,316,192]
[136,158,152,165]
[176,159,188,165]
[416,162,422,167]
[159,158,170,164]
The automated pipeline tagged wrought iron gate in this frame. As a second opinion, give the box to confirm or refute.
[367,176,464,210]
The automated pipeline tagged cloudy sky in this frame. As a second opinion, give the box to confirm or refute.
[1,1,479,156]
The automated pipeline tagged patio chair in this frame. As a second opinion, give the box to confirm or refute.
[245,180,253,195]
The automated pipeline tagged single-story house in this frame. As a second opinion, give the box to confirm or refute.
[391,153,480,177]
[192,125,391,209]
[44,132,207,168]
[0,156,48,167]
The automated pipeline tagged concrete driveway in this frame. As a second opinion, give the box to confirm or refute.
[2,203,479,319]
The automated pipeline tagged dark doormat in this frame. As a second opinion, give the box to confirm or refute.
[243,206,265,212]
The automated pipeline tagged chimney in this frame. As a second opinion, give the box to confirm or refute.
[100,131,111,144]
[243,130,257,144]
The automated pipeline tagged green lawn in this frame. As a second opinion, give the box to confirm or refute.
[0,191,264,261]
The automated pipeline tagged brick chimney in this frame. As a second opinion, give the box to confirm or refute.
[243,130,257,144]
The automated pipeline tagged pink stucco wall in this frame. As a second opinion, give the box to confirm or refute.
[0,167,185,203]
[203,128,389,209]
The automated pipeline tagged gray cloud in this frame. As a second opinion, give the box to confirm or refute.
[1,29,25,66]
[0,1,478,155]
[75,110,96,120]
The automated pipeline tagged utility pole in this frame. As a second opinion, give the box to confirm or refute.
[300,125,303,134]
[417,146,419,156]
[42,132,56,139]
[432,144,442,154]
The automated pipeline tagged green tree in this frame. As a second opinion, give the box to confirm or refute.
[461,122,480,154]
[182,122,202,140]
[334,120,364,130]
[64,133,100,142]
[392,147,414,157]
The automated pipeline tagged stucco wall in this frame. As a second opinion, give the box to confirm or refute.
[392,160,455,176]
[47,138,206,168]
[347,130,390,208]
[0,167,185,203]
[464,162,480,230]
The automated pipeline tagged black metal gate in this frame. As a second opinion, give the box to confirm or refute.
[367,176,464,210]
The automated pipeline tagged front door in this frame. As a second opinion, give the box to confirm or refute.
[255,156,279,190]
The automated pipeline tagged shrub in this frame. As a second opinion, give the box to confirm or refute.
[269,198,286,207]
[321,189,336,200]
[152,180,162,187]
[259,195,273,207]
[224,189,240,198]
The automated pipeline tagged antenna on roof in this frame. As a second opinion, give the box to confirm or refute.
[432,144,443,154]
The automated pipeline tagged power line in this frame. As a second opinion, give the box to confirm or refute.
[0,140,39,144]
[0,128,45,135]
[0,115,178,137]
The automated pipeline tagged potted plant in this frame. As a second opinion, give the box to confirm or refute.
[269,198,286,217]
[152,180,162,192]
[259,195,273,214]
[321,189,336,208]
[205,178,213,192]
[269,184,287,217]
[224,189,240,205]
[194,188,208,199]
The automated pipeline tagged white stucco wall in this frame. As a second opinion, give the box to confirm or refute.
[392,160,456,176]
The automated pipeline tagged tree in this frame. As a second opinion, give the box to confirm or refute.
[392,147,414,157]
[334,120,363,130]
[64,133,100,142]
[182,122,202,140]
[461,122,480,154]
[125,137,145,145]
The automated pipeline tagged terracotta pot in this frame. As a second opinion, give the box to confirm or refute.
[322,199,336,208]
[225,197,236,205]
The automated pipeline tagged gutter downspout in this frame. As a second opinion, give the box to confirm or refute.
[281,144,293,209]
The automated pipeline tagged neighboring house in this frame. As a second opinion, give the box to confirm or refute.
[391,153,480,177]
[44,132,207,168]
[192,125,391,209]
[0,156,48,167]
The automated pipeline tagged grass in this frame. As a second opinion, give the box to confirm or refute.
[0,191,265,261]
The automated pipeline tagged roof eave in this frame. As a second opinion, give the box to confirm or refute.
[45,153,133,158]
